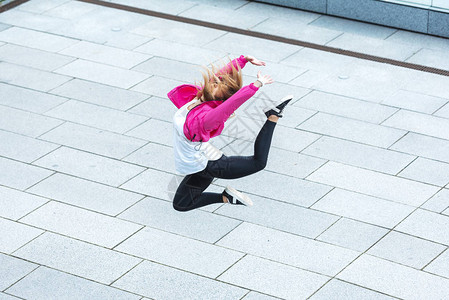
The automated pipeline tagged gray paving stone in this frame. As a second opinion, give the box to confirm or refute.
[180,4,267,29]
[46,5,152,44]
[60,41,151,69]
[106,0,196,15]
[386,29,449,52]
[115,226,243,278]
[307,162,438,207]
[398,157,449,186]
[434,102,449,119]
[104,31,151,50]
[0,11,69,38]
[310,15,396,39]
[0,23,11,32]
[424,249,449,279]
[0,26,78,52]
[126,118,172,146]
[134,38,227,66]
[270,125,321,152]
[205,33,302,63]
[302,136,414,175]
[216,169,332,207]
[217,222,359,276]
[43,0,97,20]
[113,260,247,300]
[118,197,240,243]
[131,75,186,97]
[34,147,145,186]
[0,82,68,114]
[219,255,328,299]
[0,130,58,163]
[327,33,421,61]
[0,253,37,291]
[0,157,53,190]
[0,292,20,300]
[295,91,397,124]
[0,217,44,254]
[50,79,148,111]
[45,100,147,137]
[0,44,75,71]
[298,113,406,148]
[265,148,326,178]
[337,254,449,299]
[382,89,448,114]
[16,0,69,14]
[236,1,320,21]
[0,62,71,92]
[0,105,63,138]
[0,186,48,220]
[391,133,449,163]
[242,292,280,300]
[5,267,140,300]
[54,59,150,89]
[404,71,449,100]
[14,232,142,284]
[28,173,143,216]
[368,231,446,269]
[20,201,142,248]
[215,193,338,238]
[120,167,174,200]
[312,73,399,104]
[383,109,449,141]
[132,56,202,83]
[40,122,147,159]
[131,17,227,47]
[123,142,175,173]
[310,279,395,300]
[290,69,330,89]
[317,218,388,252]
[421,188,449,213]
[253,18,341,45]
[311,189,415,228]
[396,209,449,245]
[282,48,356,75]
[407,48,449,70]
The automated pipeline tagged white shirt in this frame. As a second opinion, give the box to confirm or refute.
[173,99,223,175]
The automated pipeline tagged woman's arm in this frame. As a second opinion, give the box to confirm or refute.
[217,55,266,75]
[203,72,273,131]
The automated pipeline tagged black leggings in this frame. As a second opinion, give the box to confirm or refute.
[173,120,276,211]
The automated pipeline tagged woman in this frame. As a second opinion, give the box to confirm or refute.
[168,54,292,211]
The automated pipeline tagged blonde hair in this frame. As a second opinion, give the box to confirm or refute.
[196,59,243,102]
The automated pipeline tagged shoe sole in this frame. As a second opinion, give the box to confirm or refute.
[263,94,294,114]
[225,186,253,206]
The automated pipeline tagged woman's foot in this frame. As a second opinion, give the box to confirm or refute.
[264,95,293,118]
[222,186,253,206]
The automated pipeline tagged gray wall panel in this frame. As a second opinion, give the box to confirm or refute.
[256,0,327,14]
[327,0,428,33]
[429,10,449,38]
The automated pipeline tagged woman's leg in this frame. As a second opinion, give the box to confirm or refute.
[173,169,223,212]
[207,118,277,179]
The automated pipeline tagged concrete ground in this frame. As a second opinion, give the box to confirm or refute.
[1,0,449,299]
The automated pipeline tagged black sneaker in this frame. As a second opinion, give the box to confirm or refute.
[222,186,253,206]
[263,95,293,118]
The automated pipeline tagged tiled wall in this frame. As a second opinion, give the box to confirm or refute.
[256,0,449,38]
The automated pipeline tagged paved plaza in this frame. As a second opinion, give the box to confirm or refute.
[1,0,449,299]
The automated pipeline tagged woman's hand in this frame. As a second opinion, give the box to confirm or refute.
[245,55,266,66]
[254,71,273,87]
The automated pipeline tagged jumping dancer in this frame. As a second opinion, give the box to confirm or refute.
[168,55,292,211]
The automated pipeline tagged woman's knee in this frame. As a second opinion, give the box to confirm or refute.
[254,158,267,171]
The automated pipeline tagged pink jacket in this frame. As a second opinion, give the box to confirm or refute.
[167,55,260,142]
